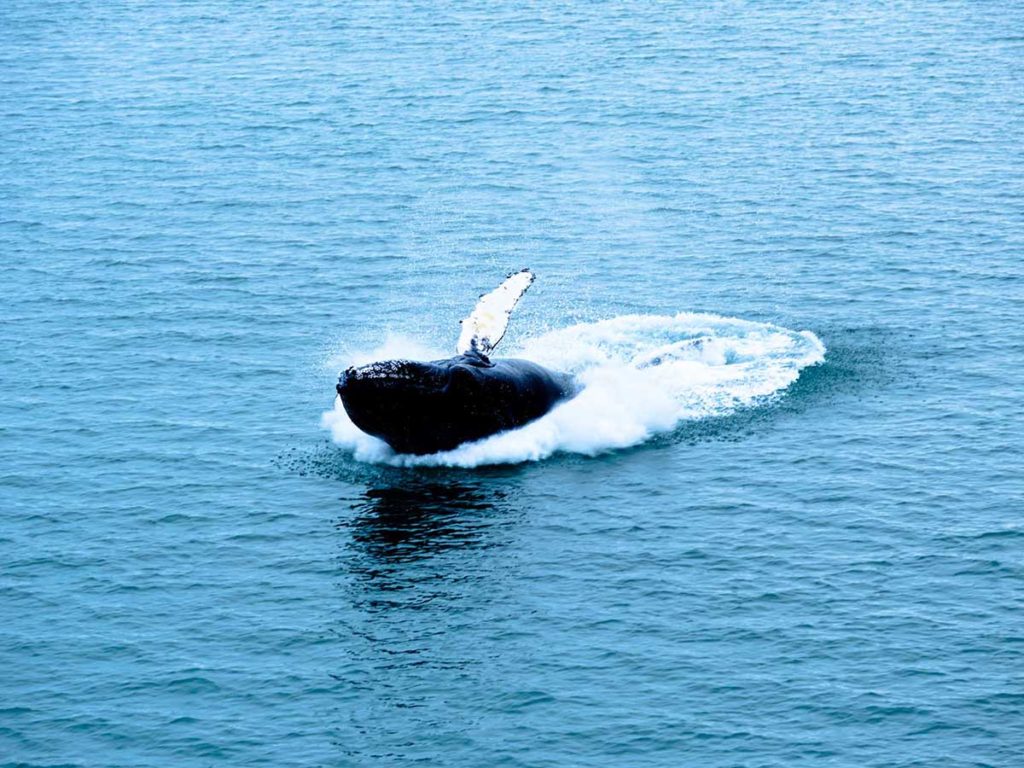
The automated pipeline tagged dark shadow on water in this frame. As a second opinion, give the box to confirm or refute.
[323,475,530,752]
[333,473,526,618]
[343,478,513,565]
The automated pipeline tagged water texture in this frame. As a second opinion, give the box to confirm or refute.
[2,2,1022,767]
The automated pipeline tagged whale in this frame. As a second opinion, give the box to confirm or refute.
[336,270,577,455]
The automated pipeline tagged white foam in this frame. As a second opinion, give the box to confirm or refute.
[320,313,825,467]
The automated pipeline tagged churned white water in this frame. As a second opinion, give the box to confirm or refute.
[321,313,825,467]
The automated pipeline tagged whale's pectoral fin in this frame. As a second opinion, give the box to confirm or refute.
[456,269,535,356]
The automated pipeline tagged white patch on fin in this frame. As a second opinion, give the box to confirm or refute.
[457,269,535,356]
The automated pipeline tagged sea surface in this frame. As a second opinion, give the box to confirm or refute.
[2,2,1023,766]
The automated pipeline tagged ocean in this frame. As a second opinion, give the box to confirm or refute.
[2,2,1022,766]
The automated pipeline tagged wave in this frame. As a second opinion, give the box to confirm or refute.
[321,313,825,467]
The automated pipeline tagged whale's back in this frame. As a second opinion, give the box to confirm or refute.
[338,355,574,455]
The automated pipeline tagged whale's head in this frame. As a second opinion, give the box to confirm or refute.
[335,355,491,454]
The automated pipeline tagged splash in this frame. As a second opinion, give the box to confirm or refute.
[321,313,825,467]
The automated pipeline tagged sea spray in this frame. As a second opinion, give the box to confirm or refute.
[321,313,825,467]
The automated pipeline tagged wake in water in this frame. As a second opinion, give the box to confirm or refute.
[321,313,825,467]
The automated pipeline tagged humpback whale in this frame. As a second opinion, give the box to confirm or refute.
[336,270,576,455]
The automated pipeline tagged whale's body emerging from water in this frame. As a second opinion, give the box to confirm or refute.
[336,270,576,455]
[337,352,574,455]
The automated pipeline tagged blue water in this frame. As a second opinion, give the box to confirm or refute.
[3,2,1023,766]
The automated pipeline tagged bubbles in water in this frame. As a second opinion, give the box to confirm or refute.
[321,313,825,467]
